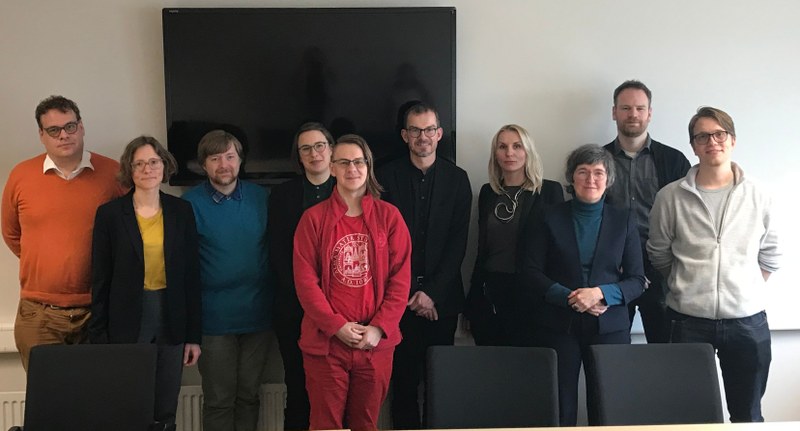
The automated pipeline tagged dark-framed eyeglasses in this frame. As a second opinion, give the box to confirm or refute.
[693,130,729,145]
[331,158,368,169]
[298,141,329,155]
[131,158,164,172]
[42,121,79,138]
[405,126,439,138]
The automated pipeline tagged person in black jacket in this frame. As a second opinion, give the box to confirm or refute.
[267,122,336,431]
[466,124,563,347]
[377,102,472,430]
[521,144,645,425]
[90,136,201,427]
[603,80,691,343]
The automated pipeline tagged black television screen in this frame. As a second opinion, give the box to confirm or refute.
[162,7,457,185]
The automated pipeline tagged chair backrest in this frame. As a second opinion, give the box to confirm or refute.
[587,343,723,425]
[426,345,559,429]
[23,343,158,431]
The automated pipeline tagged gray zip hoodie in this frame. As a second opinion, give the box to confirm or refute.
[647,163,780,319]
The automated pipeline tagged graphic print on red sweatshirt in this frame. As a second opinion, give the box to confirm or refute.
[331,217,372,288]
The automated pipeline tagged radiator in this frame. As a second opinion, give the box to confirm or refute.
[3,383,391,430]
[0,392,24,430]
[0,384,285,431]
[177,383,286,431]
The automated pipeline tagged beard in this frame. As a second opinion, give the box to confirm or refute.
[410,139,436,158]
[618,122,648,138]
[210,171,237,187]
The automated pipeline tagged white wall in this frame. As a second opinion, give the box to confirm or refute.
[1,0,799,423]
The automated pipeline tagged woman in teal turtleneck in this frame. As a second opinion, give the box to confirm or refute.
[521,144,646,426]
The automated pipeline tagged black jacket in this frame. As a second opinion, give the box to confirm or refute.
[267,176,307,326]
[467,179,564,318]
[89,191,201,345]
[377,156,472,316]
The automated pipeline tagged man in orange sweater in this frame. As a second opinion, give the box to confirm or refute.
[1,95,124,370]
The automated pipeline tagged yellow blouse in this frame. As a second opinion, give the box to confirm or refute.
[136,209,167,291]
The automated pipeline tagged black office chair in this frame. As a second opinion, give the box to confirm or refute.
[10,343,159,431]
[426,345,559,429]
[586,343,724,425]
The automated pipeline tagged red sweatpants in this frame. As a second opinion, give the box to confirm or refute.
[303,339,394,431]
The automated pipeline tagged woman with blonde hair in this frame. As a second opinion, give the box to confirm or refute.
[466,124,563,346]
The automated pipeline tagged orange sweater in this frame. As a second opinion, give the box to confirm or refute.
[2,152,124,306]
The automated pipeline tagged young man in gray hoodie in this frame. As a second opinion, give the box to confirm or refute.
[647,106,780,423]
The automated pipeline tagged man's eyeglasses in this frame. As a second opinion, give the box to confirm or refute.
[693,130,729,145]
[405,126,439,138]
[298,141,329,155]
[42,121,79,138]
[332,158,368,168]
[131,158,164,172]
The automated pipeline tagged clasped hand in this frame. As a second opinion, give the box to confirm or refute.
[335,322,383,350]
[568,287,608,317]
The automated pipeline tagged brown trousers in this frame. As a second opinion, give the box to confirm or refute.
[14,298,90,371]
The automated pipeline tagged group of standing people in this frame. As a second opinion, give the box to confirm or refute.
[465,80,779,426]
[2,96,271,430]
[1,79,779,431]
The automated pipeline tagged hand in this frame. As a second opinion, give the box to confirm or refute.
[568,287,604,313]
[408,291,435,312]
[586,303,608,317]
[416,306,439,321]
[183,343,201,366]
[334,322,367,348]
[355,325,384,350]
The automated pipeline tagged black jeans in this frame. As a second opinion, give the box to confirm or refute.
[534,315,631,426]
[390,311,458,429]
[274,315,311,431]
[139,290,184,427]
[667,308,771,422]
[468,272,520,347]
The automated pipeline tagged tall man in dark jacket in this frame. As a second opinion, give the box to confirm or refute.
[377,102,472,429]
[603,80,691,343]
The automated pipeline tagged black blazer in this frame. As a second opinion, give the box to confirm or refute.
[521,201,645,335]
[467,180,564,320]
[267,176,306,325]
[89,191,201,345]
[377,156,472,316]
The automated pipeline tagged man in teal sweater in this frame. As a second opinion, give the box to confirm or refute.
[183,130,272,431]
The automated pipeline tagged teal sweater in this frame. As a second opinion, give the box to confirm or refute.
[183,180,273,335]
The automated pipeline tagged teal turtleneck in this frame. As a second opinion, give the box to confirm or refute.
[544,198,622,308]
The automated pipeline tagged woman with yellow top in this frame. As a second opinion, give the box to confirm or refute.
[90,136,201,428]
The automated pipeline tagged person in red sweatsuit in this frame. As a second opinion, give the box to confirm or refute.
[293,134,411,431]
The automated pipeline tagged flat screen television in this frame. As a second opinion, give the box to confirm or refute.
[162,7,457,185]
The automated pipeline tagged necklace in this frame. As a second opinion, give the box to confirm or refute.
[494,187,524,223]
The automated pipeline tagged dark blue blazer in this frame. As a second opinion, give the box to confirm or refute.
[521,200,645,335]
[89,191,202,345]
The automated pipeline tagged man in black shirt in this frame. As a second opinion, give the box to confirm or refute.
[377,102,472,429]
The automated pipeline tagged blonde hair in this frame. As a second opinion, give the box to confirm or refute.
[488,124,543,194]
